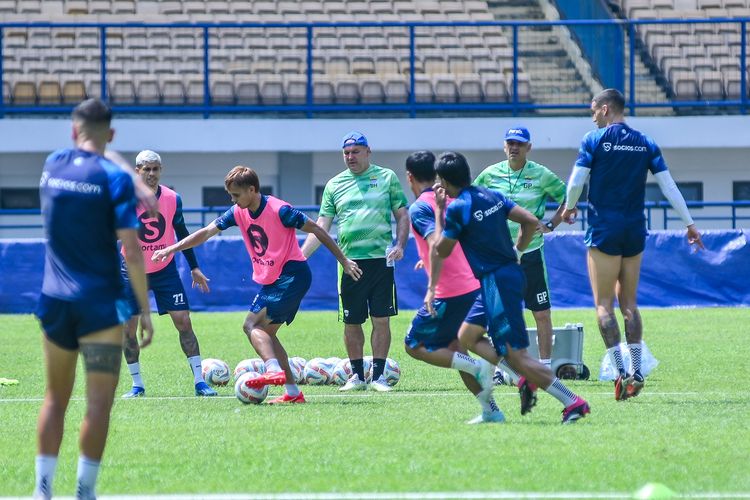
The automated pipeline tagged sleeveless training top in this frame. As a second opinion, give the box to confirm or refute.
[233,196,306,285]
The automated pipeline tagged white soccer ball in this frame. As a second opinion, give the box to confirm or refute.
[234,371,268,404]
[233,358,266,381]
[383,358,401,386]
[304,357,330,385]
[363,356,373,383]
[331,358,353,385]
[201,358,230,386]
[289,356,307,384]
[321,357,341,385]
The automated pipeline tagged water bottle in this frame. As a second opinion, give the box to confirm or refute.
[385,244,395,267]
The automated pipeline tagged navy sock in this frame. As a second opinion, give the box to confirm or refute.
[372,358,386,380]
[350,358,365,381]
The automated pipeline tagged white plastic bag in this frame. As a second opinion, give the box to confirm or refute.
[598,341,659,381]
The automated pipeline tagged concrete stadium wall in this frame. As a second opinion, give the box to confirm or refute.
[1,115,750,237]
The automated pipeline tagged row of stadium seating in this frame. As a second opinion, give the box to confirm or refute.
[3,73,529,106]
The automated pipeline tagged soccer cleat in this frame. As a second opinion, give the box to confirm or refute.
[627,376,645,399]
[339,375,367,391]
[121,386,145,399]
[517,376,538,415]
[244,370,286,389]
[476,359,495,392]
[561,397,590,424]
[615,374,632,401]
[195,381,217,397]
[267,392,306,404]
[466,410,506,425]
[370,375,392,392]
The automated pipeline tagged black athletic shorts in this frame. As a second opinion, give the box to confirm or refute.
[519,248,551,312]
[339,258,397,324]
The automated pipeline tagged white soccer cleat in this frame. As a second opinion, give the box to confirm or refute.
[339,375,367,391]
[466,410,506,425]
[370,375,392,392]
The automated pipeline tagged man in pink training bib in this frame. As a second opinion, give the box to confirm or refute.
[153,166,361,404]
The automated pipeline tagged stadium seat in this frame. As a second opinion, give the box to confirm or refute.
[234,77,260,105]
[384,78,409,104]
[313,77,335,105]
[335,78,360,104]
[12,81,37,105]
[672,71,699,100]
[210,75,235,105]
[413,76,434,103]
[136,77,161,104]
[37,80,62,105]
[359,78,386,104]
[434,75,458,103]
[162,78,186,105]
[457,77,483,103]
[284,75,307,105]
[482,75,509,103]
[698,70,724,100]
[2,80,11,104]
[260,76,285,105]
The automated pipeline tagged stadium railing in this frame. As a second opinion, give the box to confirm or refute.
[0,18,748,117]
[3,201,749,234]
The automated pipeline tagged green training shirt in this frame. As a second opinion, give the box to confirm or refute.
[473,159,565,252]
[320,163,408,259]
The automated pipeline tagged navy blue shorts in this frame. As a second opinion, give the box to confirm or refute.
[585,222,647,257]
[480,262,529,357]
[251,260,312,325]
[405,289,480,351]
[123,260,189,316]
[36,293,132,350]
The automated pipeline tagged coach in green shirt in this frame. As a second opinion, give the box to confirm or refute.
[302,131,409,393]
[474,126,566,370]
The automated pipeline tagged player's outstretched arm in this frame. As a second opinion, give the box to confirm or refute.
[653,171,705,251]
[153,222,221,263]
[300,216,333,258]
[119,228,154,348]
[301,219,362,281]
[509,205,539,254]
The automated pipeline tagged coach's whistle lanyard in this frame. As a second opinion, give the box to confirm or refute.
[505,163,527,198]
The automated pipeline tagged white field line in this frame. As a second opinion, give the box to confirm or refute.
[0,390,713,404]
[2,492,750,499]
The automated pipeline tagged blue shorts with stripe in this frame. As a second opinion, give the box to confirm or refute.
[480,262,529,357]
[36,293,132,350]
[585,221,647,257]
[251,260,312,326]
[405,289,483,351]
[123,259,189,316]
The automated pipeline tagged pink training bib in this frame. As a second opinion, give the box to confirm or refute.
[233,196,306,285]
[412,190,479,299]
[122,185,177,274]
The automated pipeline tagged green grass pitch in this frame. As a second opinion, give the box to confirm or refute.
[1,308,748,497]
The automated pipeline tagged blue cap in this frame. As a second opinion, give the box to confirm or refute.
[504,126,531,143]
[341,131,369,148]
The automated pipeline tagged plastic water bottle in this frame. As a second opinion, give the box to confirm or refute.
[386,244,394,267]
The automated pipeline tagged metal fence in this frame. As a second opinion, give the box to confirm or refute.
[0,18,748,117]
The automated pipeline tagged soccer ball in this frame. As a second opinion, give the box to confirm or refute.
[363,356,373,383]
[322,357,340,385]
[289,356,307,384]
[304,357,330,385]
[331,358,353,385]
[383,358,401,386]
[201,358,230,386]
[235,372,268,404]
[233,358,266,381]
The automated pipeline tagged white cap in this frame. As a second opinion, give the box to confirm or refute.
[135,149,161,166]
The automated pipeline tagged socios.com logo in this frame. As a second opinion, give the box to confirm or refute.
[603,142,612,152]
[473,210,484,221]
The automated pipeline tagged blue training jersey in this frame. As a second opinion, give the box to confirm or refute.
[443,186,517,278]
[575,122,668,225]
[40,148,139,301]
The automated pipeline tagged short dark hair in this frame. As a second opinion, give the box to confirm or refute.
[593,88,625,114]
[71,98,112,128]
[435,151,471,188]
[405,150,436,183]
[224,165,260,192]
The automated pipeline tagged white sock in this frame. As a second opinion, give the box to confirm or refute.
[75,455,100,500]
[450,352,480,376]
[607,345,627,376]
[285,384,300,397]
[476,393,501,413]
[127,362,144,389]
[34,454,57,499]
[187,356,204,384]
[497,360,520,385]
[540,358,551,368]
[544,378,578,407]
[264,358,282,372]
